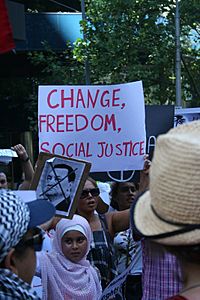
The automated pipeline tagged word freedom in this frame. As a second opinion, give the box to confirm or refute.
[39,114,120,133]
[40,141,145,158]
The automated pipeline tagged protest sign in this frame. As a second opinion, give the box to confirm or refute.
[174,107,200,127]
[38,81,146,172]
[91,105,174,182]
[145,105,174,159]
[0,149,18,164]
[30,152,91,218]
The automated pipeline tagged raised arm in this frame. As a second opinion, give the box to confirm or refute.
[138,156,151,193]
[12,144,34,190]
[106,209,130,239]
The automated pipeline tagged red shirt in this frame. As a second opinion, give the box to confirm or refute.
[167,296,188,300]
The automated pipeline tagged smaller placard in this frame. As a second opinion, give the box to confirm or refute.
[30,152,91,218]
[0,149,18,164]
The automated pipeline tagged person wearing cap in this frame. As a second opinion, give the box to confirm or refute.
[131,121,200,300]
[0,189,55,299]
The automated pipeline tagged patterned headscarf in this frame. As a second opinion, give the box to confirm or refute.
[39,214,102,300]
[0,190,30,262]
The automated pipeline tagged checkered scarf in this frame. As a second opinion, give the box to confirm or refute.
[0,190,30,262]
[0,268,40,299]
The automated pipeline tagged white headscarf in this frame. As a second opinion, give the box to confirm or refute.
[39,214,102,300]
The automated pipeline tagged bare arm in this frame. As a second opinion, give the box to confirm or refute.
[138,156,151,193]
[12,144,34,190]
[106,209,130,239]
[96,196,109,214]
[132,156,151,241]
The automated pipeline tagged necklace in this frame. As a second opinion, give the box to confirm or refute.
[181,283,200,294]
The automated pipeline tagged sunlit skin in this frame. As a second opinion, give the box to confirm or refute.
[115,182,138,211]
[61,230,87,263]
[77,180,99,215]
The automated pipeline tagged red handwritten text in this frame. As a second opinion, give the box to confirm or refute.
[40,140,145,158]
[46,88,121,109]
[39,114,117,132]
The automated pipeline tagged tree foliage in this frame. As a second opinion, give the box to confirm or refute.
[1,0,199,135]
[73,0,199,105]
[18,42,84,132]
[29,0,199,106]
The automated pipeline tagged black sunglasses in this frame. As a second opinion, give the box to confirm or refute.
[15,227,44,252]
[80,188,100,199]
[120,186,136,193]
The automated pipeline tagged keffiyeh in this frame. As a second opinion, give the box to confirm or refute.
[0,268,40,300]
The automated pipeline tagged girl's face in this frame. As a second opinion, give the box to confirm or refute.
[61,230,88,263]
[77,180,99,214]
[116,182,138,210]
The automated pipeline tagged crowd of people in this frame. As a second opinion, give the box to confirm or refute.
[0,120,200,299]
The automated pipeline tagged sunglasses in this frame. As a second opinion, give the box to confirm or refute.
[120,186,136,193]
[0,179,6,184]
[15,227,44,252]
[80,188,100,199]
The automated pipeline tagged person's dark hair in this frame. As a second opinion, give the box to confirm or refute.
[87,176,98,188]
[110,181,139,210]
[54,164,76,182]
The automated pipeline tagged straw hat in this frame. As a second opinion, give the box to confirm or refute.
[132,120,200,245]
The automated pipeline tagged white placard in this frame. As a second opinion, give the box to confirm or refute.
[0,149,18,164]
[38,81,146,172]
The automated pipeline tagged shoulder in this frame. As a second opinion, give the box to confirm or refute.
[106,209,130,231]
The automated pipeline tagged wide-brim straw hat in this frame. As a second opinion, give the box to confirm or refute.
[132,120,200,246]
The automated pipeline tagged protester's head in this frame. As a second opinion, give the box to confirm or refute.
[53,214,92,263]
[0,172,8,189]
[110,181,139,211]
[0,190,55,284]
[45,163,76,201]
[76,177,100,215]
[131,121,200,249]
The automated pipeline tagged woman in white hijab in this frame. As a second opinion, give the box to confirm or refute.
[38,214,102,300]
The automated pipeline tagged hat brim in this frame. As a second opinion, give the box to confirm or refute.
[27,199,55,228]
[132,191,200,245]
